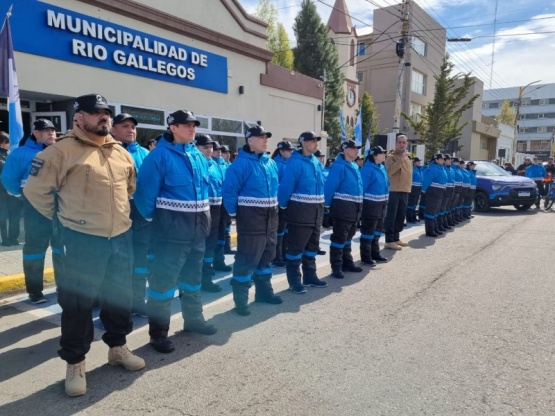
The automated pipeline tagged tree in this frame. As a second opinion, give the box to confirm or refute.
[254,1,294,69]
[273,23,294,69]
[495,99,516,126]
[402,54,479,161]
[359,92,380,145]
[293,0,344,153]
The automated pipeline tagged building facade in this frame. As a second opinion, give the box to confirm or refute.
[482,83,555,159]
[0,0,324,152]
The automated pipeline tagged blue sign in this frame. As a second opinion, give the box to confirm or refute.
[2,0,228,93]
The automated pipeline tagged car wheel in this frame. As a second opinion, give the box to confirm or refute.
[474,191,490,212]
[513,204,532,211]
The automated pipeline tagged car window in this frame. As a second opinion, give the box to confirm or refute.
[475,162,512,177]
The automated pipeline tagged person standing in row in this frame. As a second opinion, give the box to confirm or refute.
[196,134,230,293]
[278,131,327,294]
[222,125,283,316]
[111,113,151,317]
[442,155,455,229]
[0,132,22,246]
[24,94,145,397]
[421,154,447,237]
[526,157,546,208]
[450,157,463,224]
[458,159,471,221]
[134,110,217,355]
[383,133,412,250]
[271,140,294,268]
[406,157,422,223]
[2,119,60,304]
[324,140,364,279]
[464,161,477,218]
[359,146,390,266]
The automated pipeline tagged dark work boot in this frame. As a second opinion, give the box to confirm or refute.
[425,218,438,237]
[23,257,46,298]
[329,246,343,277]
[230,279,251,316]
[406,209,416,223]
[202,262,215,278]
[213,244,226,265]
[371,237,388,263]
[341,245,363,273]
[253,274,283,304]
[302,266,327,288]
[201,275,222,293]
[286,263,306,294]
[360,237,375,266]
[331,268,345,279]
[180,291,217,335]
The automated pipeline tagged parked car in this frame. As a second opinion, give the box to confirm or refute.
[473,161,538,212]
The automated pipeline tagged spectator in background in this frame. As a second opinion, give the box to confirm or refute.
[145,138,156,151]
[0,131,22,246]
[545,157,555,176]
[491,159,499,165]
[516,158,531,176]
[406,157,422,223]
[504,162,517,175]
[526,157,547,208]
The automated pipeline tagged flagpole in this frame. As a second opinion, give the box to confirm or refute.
[1,5,13,33]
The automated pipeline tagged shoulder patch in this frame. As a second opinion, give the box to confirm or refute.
[29,158,45,176]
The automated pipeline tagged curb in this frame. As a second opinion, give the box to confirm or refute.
[0,233,238,295]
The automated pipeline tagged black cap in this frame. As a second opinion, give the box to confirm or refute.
[73,93,112,114]
[277,140,294,151]
[220,145,230,153]
[113,113,138,126]
[432,153,444,161]
[167,110,200,126]
[341,140,361,151]
[458,159,466,164]
[33,119,55,131]
[213,141,222,151]
[245,125,272,139]
[369,146,386,156]
[443,154,451,160]
[298,131,321,144]
[326,158,335,164]
[466,161,476,167]
[195,134,214,146]
[412,157,421,162]
[314,150,324,157]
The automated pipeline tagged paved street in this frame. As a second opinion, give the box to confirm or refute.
[1,209,555,415]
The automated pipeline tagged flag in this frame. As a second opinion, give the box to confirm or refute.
[353,105,362,147]
[0,11,24,150]
[364,117,373,157]
[339,108,347,142]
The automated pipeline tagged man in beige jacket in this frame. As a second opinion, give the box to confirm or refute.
[383,133,413,250]
[24,94,145,397]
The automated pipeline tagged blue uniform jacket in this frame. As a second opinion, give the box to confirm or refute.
[277,150,325,226]
[412,166,423,187]
[460,167,471,186]
[444,165,455,187]
[422,162,448,192]
[222,145,279,235]
[451,165,463,186]
[123,141,149,173]
[525,164,546,181]
[1,137,45,196]
[134,133,210,240]
[207,158,224,205]
[324,153,363,221]
[273,154,288,182]
[468,169,477,188]
[361,160,389,201]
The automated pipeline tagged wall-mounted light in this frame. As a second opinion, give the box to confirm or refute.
[239,86,245,94]
[317,105,322,111]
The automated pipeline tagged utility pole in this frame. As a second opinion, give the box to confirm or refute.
[320,69,327,133]
[392,0,410,133]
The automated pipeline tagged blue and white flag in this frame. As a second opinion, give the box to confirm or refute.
[339,108,347,142]
[364,117,373,157]
[0,12,24,150]
[353,105,362,147]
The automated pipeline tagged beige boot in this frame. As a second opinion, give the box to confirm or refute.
[394,240,409,247]
[65,360,86,397]
[108,345,146,371]
[384,242,402,250]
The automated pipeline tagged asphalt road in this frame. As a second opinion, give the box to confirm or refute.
[1,208,554,415]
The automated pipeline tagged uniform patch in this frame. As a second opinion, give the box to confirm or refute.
[29,158,45,176]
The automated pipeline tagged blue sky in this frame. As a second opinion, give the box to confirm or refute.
[238,0,555,90]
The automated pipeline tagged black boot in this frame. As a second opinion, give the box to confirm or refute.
[434,219,443,235]
[230,279,251,316]
[360,238,376,266]
[330,246,344,278]
[341,244,363,272]
[286,263,306,294]
[201,274,222,293]
[302,256,327,288]
[180,291,217,335]
[371,237,388,263]
[331,268,345,279]
[425,218,438,237]
[406,209,416,223]
[253,274,283,304]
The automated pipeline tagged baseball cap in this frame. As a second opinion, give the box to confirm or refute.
[220,145,230,153]
[277,141,294,151]
[113,113,138,126]
[33,119,56,131]
[213,141,222,151]
[73,93,112,114]
[298,131,321,144]
[341,140,361,151]
[432,153,444,161]
[412,157,421,162]
[314,150,325,158]
[245,125,272,139]
[369,146,386,156]
[195,133,215,146]
[167,110,200,126]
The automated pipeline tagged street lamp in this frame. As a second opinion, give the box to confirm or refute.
[512,80,541,164]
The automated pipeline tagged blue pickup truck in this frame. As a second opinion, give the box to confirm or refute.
[473,161,538,212]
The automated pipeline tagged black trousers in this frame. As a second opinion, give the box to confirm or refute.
[58,227,133,364]
[383,192,409,243]
[130,200,151,312]
[22,201,61,295]
[148,231,206,339]
[0,194,21,243]
[330,215,359,269]
[407,185,421,218]
[232,231,277,283]
[452,186,462,219]
[204,204,222,263]
[285,222,321,275]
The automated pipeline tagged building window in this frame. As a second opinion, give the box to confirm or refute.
[121,105,165,126]
[412,36,426,56]
[539,99,548,105]
[212,118,243,134]
[480,139,489,150]
[356,71,364,82]
[357,42,366,56]
[517,141,527,152]
[537,126,547,133]
[410,102,423,122]
[350,39,355,66]
[488,102,499,109]
[530,140,551,150]
[411,70,426,95]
